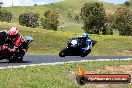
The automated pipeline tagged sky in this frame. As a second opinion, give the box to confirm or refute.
[0,0,64,7]
[0,0,128,7]
[99,0,127,4]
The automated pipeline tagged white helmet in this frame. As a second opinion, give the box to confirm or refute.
[82,33,88,37]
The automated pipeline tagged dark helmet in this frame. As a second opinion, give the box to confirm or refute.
[0,31,8,45]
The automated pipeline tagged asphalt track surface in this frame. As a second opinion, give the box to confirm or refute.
[0,55,132,68]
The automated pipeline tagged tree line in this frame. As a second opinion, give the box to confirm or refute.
[80,2,132,36]
[0,1,132,36]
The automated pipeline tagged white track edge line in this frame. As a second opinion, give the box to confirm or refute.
[0,58,131,69]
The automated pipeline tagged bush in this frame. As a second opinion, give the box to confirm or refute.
[40,10,59,31]
[19,12,39,28]
[102,24,113,35]
[80,2,106,34]
[113,7,132,36]
[0,9,12,22]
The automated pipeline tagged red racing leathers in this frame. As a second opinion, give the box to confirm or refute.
[8,35,29,53]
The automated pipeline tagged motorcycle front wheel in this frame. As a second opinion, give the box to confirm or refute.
[81,49,91,57]
[59,47,67,57]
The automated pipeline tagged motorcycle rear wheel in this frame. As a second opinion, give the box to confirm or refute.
[9,57,23,63]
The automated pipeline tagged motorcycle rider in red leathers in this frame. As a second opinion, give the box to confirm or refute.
[7,27,28,61]
[0,27,32,62]
[7,27,20,52]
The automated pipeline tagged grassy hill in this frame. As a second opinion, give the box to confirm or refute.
[3,0,119,22]
[2,0,121,33]
[0,22,131,56]
[127,0,132,7]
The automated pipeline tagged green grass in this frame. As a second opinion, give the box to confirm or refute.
[0,22,132,56]
[0,60,131,88]
[58,22,84,33]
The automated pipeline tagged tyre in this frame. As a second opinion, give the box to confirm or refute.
[59,48,67,57]
[8,59,14,63]
[8,57,23,63]
[8,58,17,63]
[76,75,86,85]
[59,53,65,57]
[81,49,91,57]
[17,56,23,62]
[81,55,85,57]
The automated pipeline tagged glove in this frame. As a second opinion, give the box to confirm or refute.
[1,45,8,50]
[24,47,29,52]
[8,48,16,53]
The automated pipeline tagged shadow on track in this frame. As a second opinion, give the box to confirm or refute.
[0,61,31,63]
[92,40,97,47]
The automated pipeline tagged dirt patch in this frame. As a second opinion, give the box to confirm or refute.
[115,50,132,54]
[103,65,132,74]
[95,65,132,88]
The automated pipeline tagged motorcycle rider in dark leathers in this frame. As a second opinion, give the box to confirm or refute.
[74,33,92,54]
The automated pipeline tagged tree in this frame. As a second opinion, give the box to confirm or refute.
[0,2,3,8]
[124,0,132,7]
[34,4,37,6]
[74,14,80,23]
[0,9,12,22]
[67,12,73,21]
[40,10,59,31]
[50,3,54,6]
[102,14,114,35]
[80,2,106,34]
[113,7,132,36]
[19,12,39,28]
[124,1,130,7]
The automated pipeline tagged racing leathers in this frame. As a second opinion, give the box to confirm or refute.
[75,36,92,53]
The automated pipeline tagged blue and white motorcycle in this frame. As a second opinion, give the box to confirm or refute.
[59,37,92,57]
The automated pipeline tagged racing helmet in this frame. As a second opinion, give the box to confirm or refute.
[8,27,19,39]
[0,31,8,45]
[82,33,88,38]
